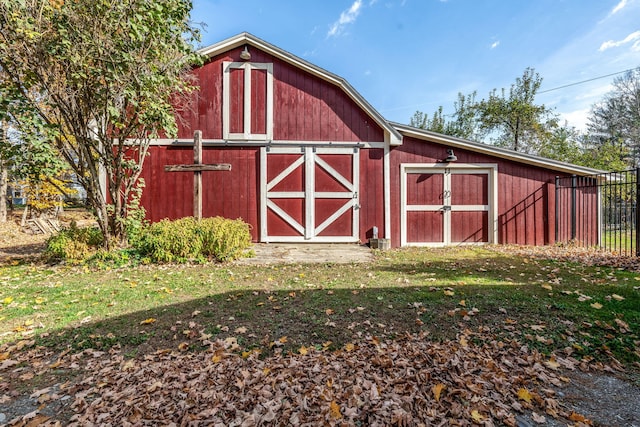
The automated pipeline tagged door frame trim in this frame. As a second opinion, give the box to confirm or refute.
[260,146,360,242]
[400,163,498,247]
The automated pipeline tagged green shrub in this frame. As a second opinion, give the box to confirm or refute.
[199,217,253,261]
[135,216,252,263]
[45,222,104,262]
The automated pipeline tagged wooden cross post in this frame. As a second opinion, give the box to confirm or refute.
[164,130,231,219]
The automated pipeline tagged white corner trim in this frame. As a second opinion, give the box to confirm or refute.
[384,144,391,240]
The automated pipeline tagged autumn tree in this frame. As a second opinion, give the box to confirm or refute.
[0,0,201,247]
[0,121,9,222]
[586,68,640,168]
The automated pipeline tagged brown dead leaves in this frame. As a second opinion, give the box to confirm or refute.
[2,328,584,426]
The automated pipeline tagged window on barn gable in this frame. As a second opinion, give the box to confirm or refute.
[223,61,273,140]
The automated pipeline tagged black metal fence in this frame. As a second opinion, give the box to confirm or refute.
[556,169,640,256]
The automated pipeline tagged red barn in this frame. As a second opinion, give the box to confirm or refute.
[138,32,601,248]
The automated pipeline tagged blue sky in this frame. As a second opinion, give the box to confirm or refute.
[192,0,640,131]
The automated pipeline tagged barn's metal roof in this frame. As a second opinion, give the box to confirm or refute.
[392,122,606,176]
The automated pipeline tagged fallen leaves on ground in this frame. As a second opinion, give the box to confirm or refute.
[490,244,640,272]
[0,328,604,426]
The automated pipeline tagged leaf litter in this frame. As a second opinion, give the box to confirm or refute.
[2,241,640,425]
[2,327,638,426]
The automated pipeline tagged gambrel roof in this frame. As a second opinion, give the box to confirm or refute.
[198,32,403,146]
[199,33,604,177]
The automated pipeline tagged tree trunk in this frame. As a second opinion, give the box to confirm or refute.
[0,158,7,223]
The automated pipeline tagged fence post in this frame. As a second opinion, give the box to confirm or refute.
[571,175,577,241]
[636,168,640,257]
[555,176,559,243]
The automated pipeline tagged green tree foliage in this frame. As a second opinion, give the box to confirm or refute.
[410,92,479,140]
[0,76,66,221]
[0,0,201,247]
[586,68,640,168]
[475,68,558,153]
[536,125,583,165]
[579,138,629,171]
[410,68,559,155]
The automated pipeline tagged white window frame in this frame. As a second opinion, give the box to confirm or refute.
[223,61,273,140]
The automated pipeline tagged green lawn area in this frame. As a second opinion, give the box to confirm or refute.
[2,246,638,375]
[602,228,636,256]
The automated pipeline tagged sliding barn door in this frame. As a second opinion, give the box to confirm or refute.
[260,147,360,242]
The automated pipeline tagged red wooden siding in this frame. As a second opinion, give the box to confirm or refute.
[148,38,599,248]
[229,68,245,133]
[314,154,353,237]
[358,148,385,241]
[139,146,260,241]
[451,212,489,243]
[139,146,193,220]
[390,136,582,247]
[407,212,443,243]
[176,46,384,143]
[407,173,443,205]
[451,174,488,205]
[251,69,267,134]
[556,179,599,245]
[266,153,305,237]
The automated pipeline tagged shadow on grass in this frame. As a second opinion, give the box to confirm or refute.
[35,285,463,359]
[2,249,638,388]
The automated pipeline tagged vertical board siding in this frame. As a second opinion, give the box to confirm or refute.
[229,68,245,134]
[251,68,267,134]
[451,174,488,205]
[359,148,385,241]
[140,146,194,221]
[407,174,443,205]
[160,42,596,249]
[140,146,259,241]
[451,211,488,243]
[176,46,384,142]
[556,180,598,245]
[407,212,443,243]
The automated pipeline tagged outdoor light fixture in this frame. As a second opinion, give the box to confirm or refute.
[240,46,251,60]
[444,149,457,162]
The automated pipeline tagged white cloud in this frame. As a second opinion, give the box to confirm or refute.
[327,0,364,38]
[599,30,640,51]
[611,0,628,15]
[490,40,500,49]
[559,108,591,131]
